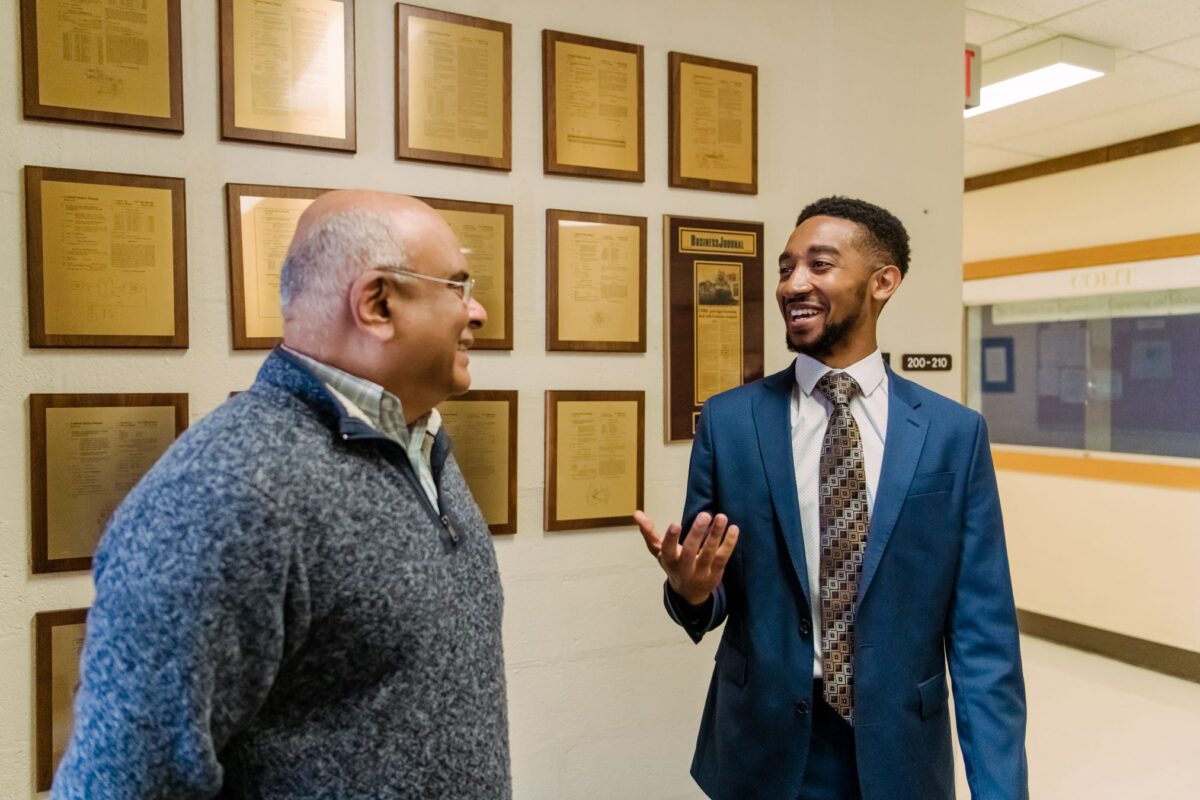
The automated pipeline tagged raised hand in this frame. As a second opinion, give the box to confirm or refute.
[634,510,739,607]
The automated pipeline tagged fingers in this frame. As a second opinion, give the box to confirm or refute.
[659,524,683,568]
[711,525,740,570]
[695,514,729,569]
[633,510,661,555]
[681,512,713,558]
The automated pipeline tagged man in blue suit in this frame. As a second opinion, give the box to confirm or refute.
[635,197,1027,799]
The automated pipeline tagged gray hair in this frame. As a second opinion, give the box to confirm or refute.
[279,208,409,329]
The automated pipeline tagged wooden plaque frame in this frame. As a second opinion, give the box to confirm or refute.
[542,29,645,182]
[35,607,89,791]
[226,183,330,349]
[669,52,758,194]
[546,209,647,352]
[664,215,765,442]
[219,0,357,152]
[396,4,512,170]
[440,389,518,535]
[25,166,189,349]
[544,390,644,532]
[20,0,184,133]
[30,393,188,574]
[420,197,514,350]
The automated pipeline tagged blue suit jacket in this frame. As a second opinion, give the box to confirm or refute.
[667,362,1028,799]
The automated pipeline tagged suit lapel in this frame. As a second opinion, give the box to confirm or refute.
[857,369,928,608]
[752,363,811,605]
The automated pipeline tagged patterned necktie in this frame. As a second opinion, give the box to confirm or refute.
[815,371,869,724]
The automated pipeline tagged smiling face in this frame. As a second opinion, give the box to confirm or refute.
[776,215,899,368]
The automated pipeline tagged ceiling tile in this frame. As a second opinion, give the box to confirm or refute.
[965,143,1048,176]
[965,1,1101,25]
[981,26,1059,59]
[964,53,1200,145]
[993,86,1200,157]
[967,10,1025,44]
[1148,34,1200,69]
[1041,0,1200,51]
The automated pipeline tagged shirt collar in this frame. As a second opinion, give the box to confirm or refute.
[793,349,887,399]
[281,346,439,442]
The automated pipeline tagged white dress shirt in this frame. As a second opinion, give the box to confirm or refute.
[790,349,889,677]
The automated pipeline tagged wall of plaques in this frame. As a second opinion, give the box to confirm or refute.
[2,0,967,796]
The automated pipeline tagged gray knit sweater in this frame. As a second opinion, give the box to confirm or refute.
[53,349,511,799]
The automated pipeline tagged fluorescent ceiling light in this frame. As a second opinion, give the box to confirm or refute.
[964,36,1114,119]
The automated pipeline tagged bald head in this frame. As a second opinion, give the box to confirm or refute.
[279,189,454,347]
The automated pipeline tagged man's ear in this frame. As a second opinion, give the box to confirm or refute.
[872,264,902,305]
[349,272,398,342]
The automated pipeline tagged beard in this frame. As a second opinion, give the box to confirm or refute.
[784,281,867,359]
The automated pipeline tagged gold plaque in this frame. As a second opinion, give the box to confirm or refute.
[693,262,745,404]
[21,0,184,132]
[438,390,518,534]
[31,393,188,573]
[422,199,514,350]
[545,391,644,531]
[26,166,188,348]
[220,0,356,151]
[543,30,644,181]
[670,52,758,194]
[397,6,511,170]
[226,183,329,349]
[547,210,647,352]
[35,608,90,792]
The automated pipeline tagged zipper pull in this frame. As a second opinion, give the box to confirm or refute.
[441,514,460,545]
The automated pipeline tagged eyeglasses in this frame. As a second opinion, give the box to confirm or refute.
[376,265,475,306]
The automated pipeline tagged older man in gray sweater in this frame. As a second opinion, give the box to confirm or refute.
[53,191,510,799]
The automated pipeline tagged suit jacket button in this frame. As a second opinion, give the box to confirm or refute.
[795,700,810,716]
[799,619,811,637]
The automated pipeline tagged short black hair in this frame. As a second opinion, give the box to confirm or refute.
[795,196,911,277]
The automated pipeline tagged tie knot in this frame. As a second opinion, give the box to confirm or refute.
[816,371,861,407]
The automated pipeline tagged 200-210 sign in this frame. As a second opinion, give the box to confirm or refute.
[902,353,952,371]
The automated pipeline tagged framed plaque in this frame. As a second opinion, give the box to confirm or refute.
[542,30,644,182]
[396,5,511,171]
[35,607,89,791]
[20,0,184,133]
[421,197,513,350]
[664,216,765,442]
[669,52,757,194]
[545,390,644,532]
[30,393,188,574]
[439,390,518,534]
[25,166,188,349]
[546,209,646,352]
[226,183,329,349]
[219,0,356,151]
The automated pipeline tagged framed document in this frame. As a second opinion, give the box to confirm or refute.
[669,52,757,194]
[439,390,518,534]
[542,30,644,182]
[35,607,89,791]
[546,210,646,352]
[25,166,188,349]
[396,5,511,171]
[664,216,765,442]
[226,183,329,349]
[219,0,356,151]
[30,393,187,574]
[20,0,184,133]
[420,197,514,350]
[545,391,644,532]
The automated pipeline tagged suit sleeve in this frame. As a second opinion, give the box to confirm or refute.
[52,470,310,799]
[945,416,1029,800]
[661,402,728,643]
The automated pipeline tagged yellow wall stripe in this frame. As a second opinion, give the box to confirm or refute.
[964,233,1200,281]
[993,449,1200,490]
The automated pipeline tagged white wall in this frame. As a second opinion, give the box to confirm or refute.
[0,1,966,797]
[964,144,1200,654]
